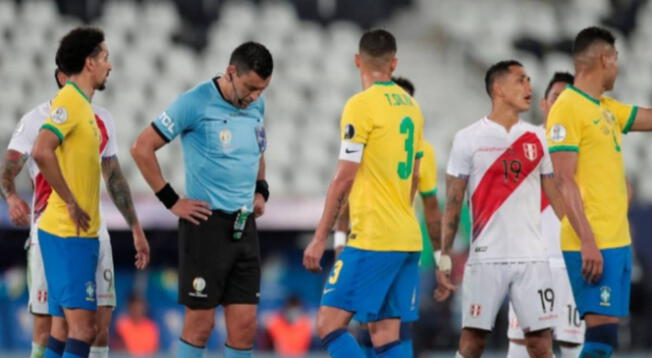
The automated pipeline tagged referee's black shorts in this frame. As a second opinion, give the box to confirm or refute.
[178,210,260,309]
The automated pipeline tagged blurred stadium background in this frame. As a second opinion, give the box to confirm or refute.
[1,0,652,356]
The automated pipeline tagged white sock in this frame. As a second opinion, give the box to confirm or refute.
[560,344,582,358]
[455,351,466,358]
[89,346,109,358]
[506,341,529,358]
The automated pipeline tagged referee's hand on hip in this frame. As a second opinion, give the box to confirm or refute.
[170,198,212,225]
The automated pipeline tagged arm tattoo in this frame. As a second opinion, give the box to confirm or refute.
[325,192,348,230]
[1,151,28,200]
[441,175,467,252]
[102,156,138,226]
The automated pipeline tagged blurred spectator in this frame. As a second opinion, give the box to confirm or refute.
[54,0,106,23]
[265,295,312,357]
[115,293,160,357]
[171,0,221,52]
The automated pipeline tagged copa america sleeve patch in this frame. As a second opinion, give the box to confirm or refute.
[50,107,68,124]
[550,124,566,142]
[339,140,364,162]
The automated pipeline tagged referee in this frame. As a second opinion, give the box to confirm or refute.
[131,42,272,358]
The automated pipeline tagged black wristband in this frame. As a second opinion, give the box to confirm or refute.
[255,180,270,202]
[155,183,180,209]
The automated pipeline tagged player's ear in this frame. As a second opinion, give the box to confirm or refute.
[390,57,398,72]
[354,53,361,69]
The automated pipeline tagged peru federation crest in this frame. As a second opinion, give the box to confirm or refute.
[523,142,538,161]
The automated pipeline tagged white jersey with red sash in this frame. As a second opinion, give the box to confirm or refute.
[447,117,553,264]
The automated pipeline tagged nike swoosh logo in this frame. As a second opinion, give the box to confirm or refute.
[345,149,359,154]
[323,288,336,294]
[593,119,601,125]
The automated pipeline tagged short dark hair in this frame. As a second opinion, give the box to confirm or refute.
[392,76,415,96]
[55,27,105,76]
[484,60,522,97]
[359,29,397,58]
[544,72,574,98]
[573,26,615,56]
[229,41,273,79]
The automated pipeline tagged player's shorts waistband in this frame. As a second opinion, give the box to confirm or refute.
[37,228,99,240]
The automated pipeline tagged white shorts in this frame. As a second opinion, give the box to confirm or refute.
[27,226,116,315]
[462,261,555,332]
[507,265,585,344]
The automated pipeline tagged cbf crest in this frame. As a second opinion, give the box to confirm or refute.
[523,143,538,161]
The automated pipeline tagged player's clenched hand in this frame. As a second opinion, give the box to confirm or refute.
[303,237,326,273]
[66,200,91,236]
[132,227,150,270]
[581,241,603,283]
[434,269,456,302]
[7,194,30,226]
[171,198,212,225]
[253,193,265,217]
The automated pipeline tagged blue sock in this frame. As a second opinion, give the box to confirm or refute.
[62,338,90,358]
[374,340,403,358]
[224,344,252,358]
[399,322,414,358]
[44,336,65,358]
[177,339,204,358]
[580,324,618,358]
[358,329,376,358]
[322,328,365,358]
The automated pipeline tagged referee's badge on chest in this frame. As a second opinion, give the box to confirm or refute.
[219,128,232,145]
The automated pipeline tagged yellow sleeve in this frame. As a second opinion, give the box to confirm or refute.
[41,92,79,142]
[546,99,583,153]
[418,143,437,197]
[603,97,638,134]
[340,95,373,144]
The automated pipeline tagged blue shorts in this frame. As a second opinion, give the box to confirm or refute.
[321,247,420,323]
[38,229,99,316]
[563,246,631,318]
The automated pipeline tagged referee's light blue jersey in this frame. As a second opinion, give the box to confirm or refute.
[152,78,266,212]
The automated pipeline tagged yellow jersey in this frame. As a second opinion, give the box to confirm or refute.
[418,141,437,198]
[38,82,102,238]
[546,85,637,251]
[342,81,425,252]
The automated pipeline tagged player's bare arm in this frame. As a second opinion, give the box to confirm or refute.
[101,155,150,269]
[410,157,421,201]
[333,203,350,258]
[0,150,30,226]
[434,174,466,302]
[422,195,442,251]
[551,151,602,283]
[131,126,211,225]
[254,155,266,217]
[303,160,359,273]
[629,107,652,131]
[541,175,566,220]
[32,129,90,234]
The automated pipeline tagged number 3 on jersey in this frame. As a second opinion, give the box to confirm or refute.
[328,260,344,284]
[397,117,415,179]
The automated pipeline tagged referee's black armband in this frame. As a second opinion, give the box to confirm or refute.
[156,183,180,209]
[255,180,270,202]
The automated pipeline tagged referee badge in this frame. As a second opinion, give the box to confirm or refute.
[219,129,232,145]
[189,277,208,298]
[255,126,267,152]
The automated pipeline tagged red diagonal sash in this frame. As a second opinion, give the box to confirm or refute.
[471,132,544,239]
